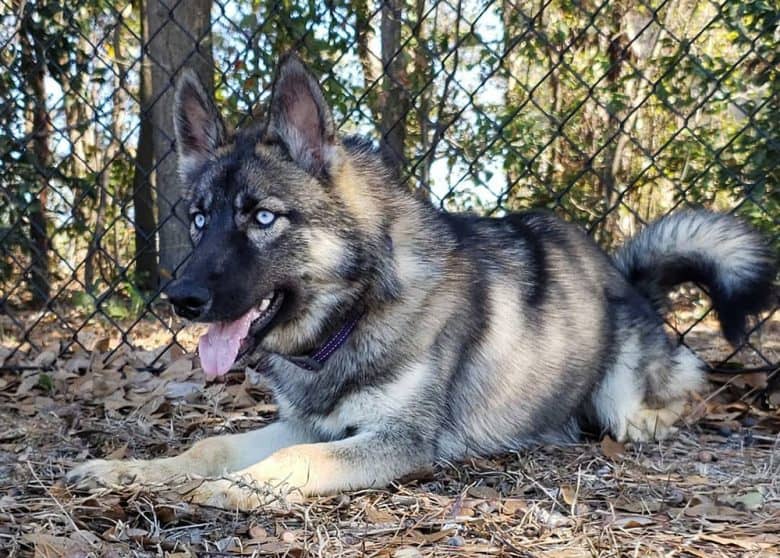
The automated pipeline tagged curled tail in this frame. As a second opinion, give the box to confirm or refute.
[614,210,777,346]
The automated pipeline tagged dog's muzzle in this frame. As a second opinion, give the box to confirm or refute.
[164,278,211,320]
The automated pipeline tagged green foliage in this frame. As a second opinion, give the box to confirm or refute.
[70,277,148,320]
[212,0,360,129]
[478,0,777,246]
[716,0,779,245]
[37,373,54,392]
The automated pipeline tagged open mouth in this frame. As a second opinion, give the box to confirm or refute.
[198,291,285,379]
[240,292,285,357]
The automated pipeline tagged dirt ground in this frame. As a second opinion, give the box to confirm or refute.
[0,310,778,557]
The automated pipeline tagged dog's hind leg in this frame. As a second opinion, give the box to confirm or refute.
[591,334,704,442]
[185,431,431,510]
[67,420,311,488]
[623,345,704,442]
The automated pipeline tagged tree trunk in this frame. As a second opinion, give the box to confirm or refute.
[84,171,108,291]
[380,0,409,174]
[28,67,50,306]
[540,0,562,189]
[354,0,382,123]
[148,0,213,281]
[83,77,103,292]
[601,13,624,206]
[18,2,51,307]
[64,94,86,177]
[132,0,159,291]
[413,0,432,191]
[86,21,129,291]
[600,7,667,241]
[502,0,524,202]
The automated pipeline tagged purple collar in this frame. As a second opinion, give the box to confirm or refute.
[283,311,363,371]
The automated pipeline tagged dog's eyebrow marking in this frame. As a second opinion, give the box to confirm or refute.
[234,191,257,212]
[190,190,213,214]
[234,192,286,213]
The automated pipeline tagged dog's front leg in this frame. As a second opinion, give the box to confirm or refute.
[187,432,430,510]
[67,420,310,488]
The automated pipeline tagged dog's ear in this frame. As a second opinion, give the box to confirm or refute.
[268,53,337,177]
[173,70,226,179]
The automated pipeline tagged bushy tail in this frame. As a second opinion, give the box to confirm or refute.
[613,210,777,346]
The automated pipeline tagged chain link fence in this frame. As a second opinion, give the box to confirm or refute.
[1,0,777,372]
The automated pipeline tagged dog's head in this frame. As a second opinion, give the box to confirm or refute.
[164,54,386,378]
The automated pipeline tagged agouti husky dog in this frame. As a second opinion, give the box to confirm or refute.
[68,54,777,509]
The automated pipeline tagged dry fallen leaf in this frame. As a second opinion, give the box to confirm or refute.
[502,498,527,515]
[722,490,764,511]
[612,496,662,514]
[161,357,193,380]
[365,503,397,524]
[93,337,111,353]
[393,547,424,558]
[164,381,203,400]
[15,371,40,397]
[559,485,577,507]
[33,350,57,368]
[467,484,500,500]
[23,532,93,558]
[248,524,269,541]
[105,443,128,460]
[684,503,748,522]
[699,533,776,551]
[612,515,655,529]
[601,435,625,458]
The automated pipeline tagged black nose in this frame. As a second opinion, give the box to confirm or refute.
[164,278,211,320]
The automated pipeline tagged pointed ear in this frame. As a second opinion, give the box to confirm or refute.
[173,69,226,178]
[268,53,337,176]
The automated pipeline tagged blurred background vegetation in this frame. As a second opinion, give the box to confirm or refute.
[0,0,777,323]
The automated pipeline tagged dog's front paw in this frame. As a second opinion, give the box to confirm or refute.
[67,459,155,489]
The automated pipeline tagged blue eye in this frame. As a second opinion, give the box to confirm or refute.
[255,209,276,227]
[193,212,206,229]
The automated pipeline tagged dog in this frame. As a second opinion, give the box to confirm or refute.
[68,53,777,510]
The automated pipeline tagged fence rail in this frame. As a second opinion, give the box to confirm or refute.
[1,0,777,370]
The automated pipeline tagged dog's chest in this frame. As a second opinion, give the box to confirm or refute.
[266,355,431,441]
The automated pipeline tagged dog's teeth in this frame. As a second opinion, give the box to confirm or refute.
[259,298,271,312]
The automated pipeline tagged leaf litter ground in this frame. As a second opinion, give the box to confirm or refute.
[0,310,778,557]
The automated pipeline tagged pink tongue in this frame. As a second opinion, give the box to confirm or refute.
[198,309,260,379]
